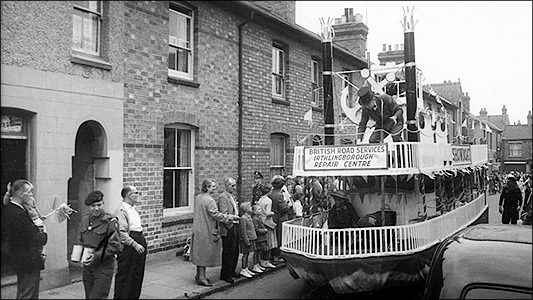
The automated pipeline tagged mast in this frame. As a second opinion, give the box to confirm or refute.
[320,18,335,145]
[402,6,419,142]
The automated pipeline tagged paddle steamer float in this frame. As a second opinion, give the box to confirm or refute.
[280,7,489,294]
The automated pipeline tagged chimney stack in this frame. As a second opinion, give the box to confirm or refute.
[332,8,369,59]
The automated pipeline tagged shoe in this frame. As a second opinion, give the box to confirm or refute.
[252,265,264,273]
[195,276,213,287]
[256,264,266,271]
[230,272,241,278]
[220,276,234,284]
[247,268,256,276]
[239,269,253,278]
[262,261,276,269]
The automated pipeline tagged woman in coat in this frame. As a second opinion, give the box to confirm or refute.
[191,179,238,286]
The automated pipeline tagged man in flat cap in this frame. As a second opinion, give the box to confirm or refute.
[357,86,404,143]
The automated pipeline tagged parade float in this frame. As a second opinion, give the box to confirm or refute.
[280,7,489,294]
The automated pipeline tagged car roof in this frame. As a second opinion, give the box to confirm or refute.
[461,224,532,244]
[437,225,532,298]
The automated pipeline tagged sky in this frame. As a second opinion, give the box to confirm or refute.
[295,1,532,125]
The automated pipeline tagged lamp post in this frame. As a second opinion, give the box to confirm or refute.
[320,18,335,145]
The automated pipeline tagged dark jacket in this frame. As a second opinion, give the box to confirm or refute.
[269,189,289,225]
[1,202,48,273]
[79,212,121,267]
[499,182,523,209]
[328,201,359,229]
[358,93,403,134]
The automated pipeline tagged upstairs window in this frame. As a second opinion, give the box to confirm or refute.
[72,1,102,55]
[509,142,522,157]
[272,46,285,99]
[311,59,319,106]
[169,4,194,80]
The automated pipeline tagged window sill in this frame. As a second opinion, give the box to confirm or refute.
[162,211,194,227]
[312,106,323,113]
[71,52,112,70]
[272,97,290,106]
[168,76,200,88]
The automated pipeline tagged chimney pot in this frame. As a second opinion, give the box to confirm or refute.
[382,44,387,51]
[388,45,392,51]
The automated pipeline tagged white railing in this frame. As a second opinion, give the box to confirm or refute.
[293,142,487,177]
[281,193,486,259]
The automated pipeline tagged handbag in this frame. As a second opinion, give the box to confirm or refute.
[264,218,277,230]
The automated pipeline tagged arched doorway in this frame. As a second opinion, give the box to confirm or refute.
[67,121,108,280]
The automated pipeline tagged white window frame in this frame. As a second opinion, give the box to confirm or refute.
[311,59,319,106]
[270,134,286,176]
[509,142,522,157]
[168,4,194,80]
[72,1,102,56]
[272,46,285,99]
[163,124,195,216]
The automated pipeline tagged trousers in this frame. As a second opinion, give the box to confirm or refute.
[114,231,147,299]
[16,269,40,299]
[220,225,239,279]
[82,258,114,299]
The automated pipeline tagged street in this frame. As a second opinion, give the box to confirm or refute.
[203,193,504,299]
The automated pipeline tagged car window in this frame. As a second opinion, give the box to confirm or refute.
[463,286,532,299]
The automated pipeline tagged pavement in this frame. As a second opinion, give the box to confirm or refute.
[2,253,285,299]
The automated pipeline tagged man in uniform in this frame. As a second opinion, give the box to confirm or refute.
[357,86,404,143]
[78,190,121,299]
[251,171,264,205]
[328,190,359,229]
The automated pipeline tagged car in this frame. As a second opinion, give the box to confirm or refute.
[423,224,532,299]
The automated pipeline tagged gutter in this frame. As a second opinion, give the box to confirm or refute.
[236,11,254,201]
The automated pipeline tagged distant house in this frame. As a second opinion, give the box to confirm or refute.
[500,111,533,173]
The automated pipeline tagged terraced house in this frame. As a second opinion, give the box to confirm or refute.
[1,1,368,289]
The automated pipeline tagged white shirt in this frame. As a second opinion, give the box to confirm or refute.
[293,200,303,217]
[122,202,143,232]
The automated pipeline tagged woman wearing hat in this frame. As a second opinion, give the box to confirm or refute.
[356,86,404,143]
[499,174,523,224]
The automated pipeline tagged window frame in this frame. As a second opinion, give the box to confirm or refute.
[508,141,522,157]
[163,124,195,216]
[72,1,103,56]
[270,134,287,176]
[272,46,285,99]
[311,59,319,106]
[168,3,194,80]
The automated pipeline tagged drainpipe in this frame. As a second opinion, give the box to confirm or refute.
[237,11,254,202]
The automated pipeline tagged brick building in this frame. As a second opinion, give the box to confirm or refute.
[1,1,368,289]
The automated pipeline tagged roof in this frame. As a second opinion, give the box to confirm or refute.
[223,1,368,68]
[424,81,464,106]
[488,115,508,130]
[503,124,533,140]
[433,224,532,299]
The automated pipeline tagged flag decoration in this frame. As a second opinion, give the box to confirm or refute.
[303,108,313,127]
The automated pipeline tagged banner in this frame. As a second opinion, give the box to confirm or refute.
[303,144,388,171]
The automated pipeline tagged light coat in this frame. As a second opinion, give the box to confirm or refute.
[217,191,239,237]
[191,192,231,267]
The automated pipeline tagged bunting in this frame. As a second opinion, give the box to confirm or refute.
[303,108,313,127]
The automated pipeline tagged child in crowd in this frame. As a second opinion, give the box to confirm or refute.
[238,202,258,278]
[251,205,268,273]
[292,192,303,218]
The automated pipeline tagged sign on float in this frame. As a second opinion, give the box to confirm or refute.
[303,144,388,171]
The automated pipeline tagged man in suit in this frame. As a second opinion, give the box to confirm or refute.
[1,180,48,299]
[357,86,404,143]
[217,177,240,283]
[114,185,147,299]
